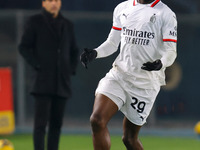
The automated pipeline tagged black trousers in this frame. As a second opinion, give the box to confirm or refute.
[33,95,67,150]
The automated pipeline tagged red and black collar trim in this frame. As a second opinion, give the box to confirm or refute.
[133,0,136,6]
[151,0,160,7]
[133,0,160,7]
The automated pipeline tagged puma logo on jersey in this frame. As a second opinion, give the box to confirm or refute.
[139,116,146,121]
[122,13,129,19]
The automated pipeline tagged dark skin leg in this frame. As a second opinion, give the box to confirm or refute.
[90,94,119,150]
[122,117,144,150]
[90,94,144,150]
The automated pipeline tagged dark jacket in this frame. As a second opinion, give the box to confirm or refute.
[19,9,79,98]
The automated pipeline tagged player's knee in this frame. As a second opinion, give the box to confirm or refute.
[122,135,131,147]
[122,136,144,150]
[90,114,106,132]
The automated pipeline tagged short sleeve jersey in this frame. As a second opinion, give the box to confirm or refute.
[112,0,177,89]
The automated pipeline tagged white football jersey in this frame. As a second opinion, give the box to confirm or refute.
[96,0,177,89]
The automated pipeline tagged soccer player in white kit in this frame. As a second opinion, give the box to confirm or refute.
[80,0,177,149]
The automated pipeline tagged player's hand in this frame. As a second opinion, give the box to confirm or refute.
[141,59,162,71]
[80,48,97,69]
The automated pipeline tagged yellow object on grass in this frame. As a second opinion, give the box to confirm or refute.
[0,139,14,150]
[194,121,200,134]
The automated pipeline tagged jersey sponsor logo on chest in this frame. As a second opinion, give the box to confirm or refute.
[122,27,155,46]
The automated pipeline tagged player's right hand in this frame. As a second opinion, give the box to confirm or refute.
[80,48,97,69]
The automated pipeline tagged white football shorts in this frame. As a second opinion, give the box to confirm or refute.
[95,67,160,126]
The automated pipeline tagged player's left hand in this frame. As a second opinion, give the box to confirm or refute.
[141,59,162,71]
[80,48,97,69]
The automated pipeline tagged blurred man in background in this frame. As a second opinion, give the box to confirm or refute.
[18,0,79,150]
[80,0,177,149]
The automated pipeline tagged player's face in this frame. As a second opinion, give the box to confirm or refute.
[42,0,61,18]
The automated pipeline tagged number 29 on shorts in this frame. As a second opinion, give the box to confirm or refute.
[130,97,146,113]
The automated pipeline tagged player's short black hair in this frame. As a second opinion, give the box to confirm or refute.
[42,0,61,1]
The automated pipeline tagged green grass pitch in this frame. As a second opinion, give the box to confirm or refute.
[0,134,200,150]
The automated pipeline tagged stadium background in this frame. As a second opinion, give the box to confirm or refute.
[0,0,200,136]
